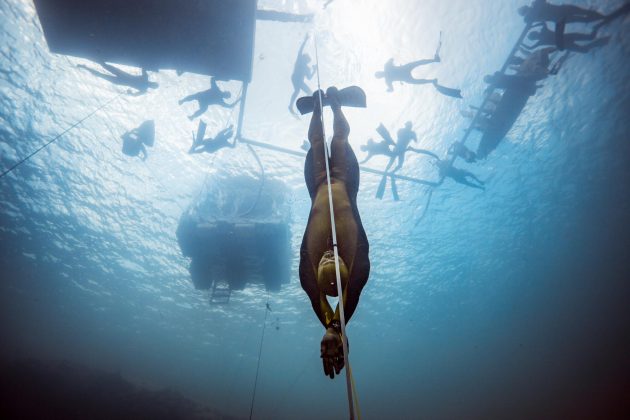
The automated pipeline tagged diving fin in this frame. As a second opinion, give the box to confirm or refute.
[375,157,396,199]
[376,123,395,146]
[194,120,207,144]
[391,176,400,201]
[433,82,462,99]
[296,86,367,115]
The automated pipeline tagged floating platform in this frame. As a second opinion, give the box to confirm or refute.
[33,0,256,81]
[476,85,534,159]
[177,174,291,300]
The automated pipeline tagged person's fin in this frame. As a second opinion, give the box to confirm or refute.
[194,120,207,145]
[337,85,367,108]
[391,176,400,201]
[554,19,566,51]
[296,86,366,114]
[376,123,395,145]
[433,82,462,98]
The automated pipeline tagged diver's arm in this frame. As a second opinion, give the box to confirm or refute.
[298,34,309,57]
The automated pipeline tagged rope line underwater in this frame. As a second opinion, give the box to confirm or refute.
[249,295,270,420]
[313,33,360,420]
[0,92,124,179]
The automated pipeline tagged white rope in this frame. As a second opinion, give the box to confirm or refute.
[313,33,357,420]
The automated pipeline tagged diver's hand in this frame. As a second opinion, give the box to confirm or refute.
[321,328,344,379]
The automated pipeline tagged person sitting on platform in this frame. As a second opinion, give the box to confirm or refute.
[524,22,610,53]
[77,62,158,96]
[435,159,485,190]
[178,77,240,120]
[121,120,155,161]
[189,124,234,154]
[289,34,317,115]
[484,47,567,93]
[299,86,370,379]
[518,0,607,24]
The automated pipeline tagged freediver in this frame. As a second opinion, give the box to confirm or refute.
[359,137,395,164]
[121,120,155,161]
[188,124,234,154]
[178,77,240,120]
[435,159,485,190]
[299,86,370,379]
[375,36,462,98]
[77,62,158,95]
[289,34,316,115]
[524,22,610,53]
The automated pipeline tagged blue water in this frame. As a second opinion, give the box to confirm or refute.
[1,0,629,418]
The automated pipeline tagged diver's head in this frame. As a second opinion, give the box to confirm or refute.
[304,54,311,63]
[222,91,232,99]
[527,31,540,41]
[317,250,348,297]
[148,81,159,89]
[405,121,412,129]
[517,6,530,17]
[374,71,385,79]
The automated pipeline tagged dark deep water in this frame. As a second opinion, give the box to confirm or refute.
[1,0,629,419]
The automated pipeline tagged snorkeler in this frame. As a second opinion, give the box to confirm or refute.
[288,34,316,115]
[375,35,462,98]
[121,120,155,161]
[188,122,234,154]
[524,23,610,53]
[77,62,158,95]
[299,86,370,379]
[359,137,395,164]
[178,77,240,120]
[518,0,607,24]
[435,159,485,190]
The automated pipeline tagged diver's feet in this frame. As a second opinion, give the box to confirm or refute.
[325,86,340,109]
[312,89,325,112]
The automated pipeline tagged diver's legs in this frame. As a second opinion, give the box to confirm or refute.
[308,92,327,187]
[329,89,351,182]
[288,89,300,113]
[402,58,439,72]
[179,92,201,105]
[407,77,438,85]
[188,104,208,120]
